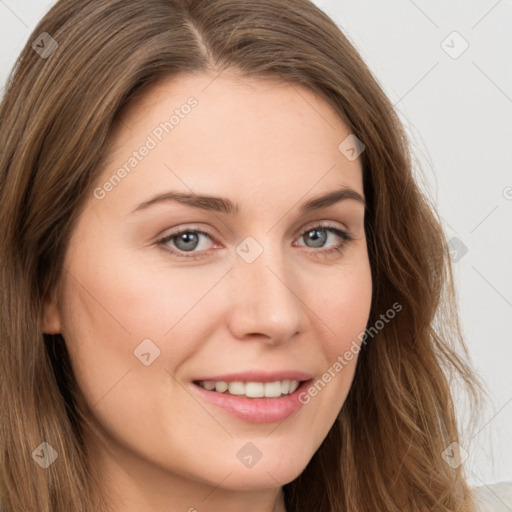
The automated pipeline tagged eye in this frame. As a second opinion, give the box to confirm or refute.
[158,228,214,257]
[294,223,354,256]
[156,223,353,260]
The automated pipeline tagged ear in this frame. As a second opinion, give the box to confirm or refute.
[42,293,62,335]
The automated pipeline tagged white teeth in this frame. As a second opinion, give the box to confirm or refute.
[245,382,264,397]
[264,381,282,397]
[215,381,228,393]
[228,381,245,395]
[203,380,216,391]
[197,379,301,397]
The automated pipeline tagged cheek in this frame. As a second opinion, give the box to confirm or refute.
[58,275,135,408]
[58,263,194,456]
[58,242,231,404]
[313,259,373,355]
[84,243,232,340]
[296,260,372,423]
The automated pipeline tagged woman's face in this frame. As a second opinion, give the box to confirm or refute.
[44,71,372,509]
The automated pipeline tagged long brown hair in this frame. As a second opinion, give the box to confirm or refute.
[0,1,485,511]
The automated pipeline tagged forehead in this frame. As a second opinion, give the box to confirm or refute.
[92,71,364,216]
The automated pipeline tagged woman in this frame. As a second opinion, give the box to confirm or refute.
[0,0,486,511]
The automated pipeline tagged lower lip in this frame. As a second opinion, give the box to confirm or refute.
[190,380,313,424]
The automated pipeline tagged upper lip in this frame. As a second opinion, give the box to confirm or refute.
[192,370,313,383]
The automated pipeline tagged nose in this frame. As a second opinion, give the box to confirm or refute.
[226,241,305,345]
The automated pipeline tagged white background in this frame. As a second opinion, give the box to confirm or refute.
[1,0,511,487]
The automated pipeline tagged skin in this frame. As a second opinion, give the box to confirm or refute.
[44,71,372,512]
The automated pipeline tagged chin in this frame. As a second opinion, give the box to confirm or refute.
[214,447,312,490]
[214,464,306,491]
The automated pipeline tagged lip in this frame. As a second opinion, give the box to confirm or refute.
[191,370,313,383]
[189,377,314,424]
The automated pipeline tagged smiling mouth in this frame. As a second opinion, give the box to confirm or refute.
[193,379,304,398]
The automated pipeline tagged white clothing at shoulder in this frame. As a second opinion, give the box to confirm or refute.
[473,481,512,512]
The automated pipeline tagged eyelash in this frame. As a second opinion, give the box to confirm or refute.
[156,223,354,260]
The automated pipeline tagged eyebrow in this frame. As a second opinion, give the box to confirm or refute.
[131,186,365,215]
